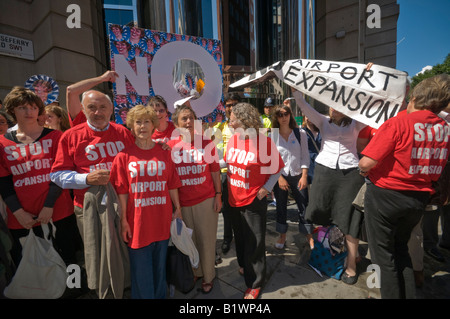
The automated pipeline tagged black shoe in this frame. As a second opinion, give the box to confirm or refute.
[341,271,358,285]
[221,241,231,254]
[414,270,424,288]
[425,247,445,262]
[215,253,222,265]
[439,244,450,252]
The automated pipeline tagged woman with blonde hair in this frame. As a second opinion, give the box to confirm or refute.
[110,104,182,299]
[45,103,71,132]
[227,102,284,299]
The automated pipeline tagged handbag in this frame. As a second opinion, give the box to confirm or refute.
[3,222,68,299]
[308,225,348,280]
[166,245,195,294]
[166,218,197,294]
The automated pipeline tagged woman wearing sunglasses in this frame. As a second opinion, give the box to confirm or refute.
[270,105,313,250]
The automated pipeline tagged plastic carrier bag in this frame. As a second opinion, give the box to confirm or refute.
[4,223,68,299]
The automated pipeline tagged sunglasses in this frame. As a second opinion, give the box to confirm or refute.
[277,112,290,118]
[225,103,236,108]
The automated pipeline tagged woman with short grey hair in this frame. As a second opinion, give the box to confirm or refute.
[226,102,284,299]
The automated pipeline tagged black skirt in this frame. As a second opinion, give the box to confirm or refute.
[305,163,364,238]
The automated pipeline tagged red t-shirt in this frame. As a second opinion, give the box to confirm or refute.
[0,129,74,229]
[51,122,135,208]
[167,136,220,207]
[226,132,284,207]
[358,110,408,141]
[152,121,177,143]
[358,125,377,140]
[362,110,450,192]
[69,111,87,128]
[110,143,181,249]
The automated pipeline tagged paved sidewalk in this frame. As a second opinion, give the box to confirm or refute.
[76,200,450,300]
[168,201,450,300]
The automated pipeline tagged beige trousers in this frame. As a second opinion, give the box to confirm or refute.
[181,197,218,283]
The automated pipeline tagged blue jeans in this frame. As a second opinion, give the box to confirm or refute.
[128,239,169,299]
[273,174,313,235]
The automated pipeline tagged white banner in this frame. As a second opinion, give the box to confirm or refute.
[230,59,409,129]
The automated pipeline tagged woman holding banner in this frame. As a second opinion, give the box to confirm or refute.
[227,103,284,299]
[292,89,366,285]
[359,74,450,298]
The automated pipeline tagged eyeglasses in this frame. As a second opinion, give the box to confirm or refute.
[277,112,290,118]
[225,103,236,108]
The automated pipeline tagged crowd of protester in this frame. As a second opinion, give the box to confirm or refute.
[0,70,448,300]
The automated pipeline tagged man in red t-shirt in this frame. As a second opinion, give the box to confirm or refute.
[66,70,119,128]
[51,90,135,236]
[359,74,450,299]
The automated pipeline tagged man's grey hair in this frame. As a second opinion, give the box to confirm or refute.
[81,90,113,106]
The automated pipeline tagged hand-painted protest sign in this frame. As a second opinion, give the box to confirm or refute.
[108,24,224,125]
[230,59,409,129]
[24,74,59,106]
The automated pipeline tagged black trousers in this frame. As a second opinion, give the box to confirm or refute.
[364,182,429,299]
[230,196,267,289]
[221,172,233,244]
[422,204,450,250]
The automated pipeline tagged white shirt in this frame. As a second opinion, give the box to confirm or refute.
[293,91,366,170]
[439,111,449,124]
[270,128,309,176]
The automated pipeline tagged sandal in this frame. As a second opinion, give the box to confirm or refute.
[201,281,213,294]
[244,288,261,299]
